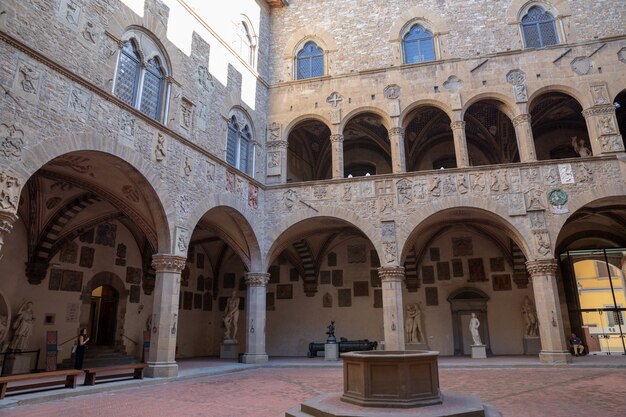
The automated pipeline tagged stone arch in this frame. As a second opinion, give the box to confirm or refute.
[462,92,519,120]
[528,84,591,111]
[19,133,173,254]
[282,28,338,59]
[339,106,393,133]
[264,207,380,271]
[284,114,333,139]
[506,0,572,23]
[388,6,450,40]
[400,99,455,128]
[447,287,492,355]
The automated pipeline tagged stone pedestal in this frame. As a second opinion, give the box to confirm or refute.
[523,337,541,355]
[325,343,339,361]
[471,345,487,359]
[220,341,239,359]
[4,354,32,375]
[406,342,429,351]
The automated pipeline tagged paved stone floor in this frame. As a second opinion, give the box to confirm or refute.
[1,356,626,416]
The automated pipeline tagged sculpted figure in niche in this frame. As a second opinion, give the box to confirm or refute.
[469,313,482,345]
[8,301,35,352]
[223,291,240,342]
[521,296,539,337]
[405,303,424,343]
[571,136,591,157]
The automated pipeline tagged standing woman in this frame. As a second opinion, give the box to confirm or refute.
[74,328,89,369]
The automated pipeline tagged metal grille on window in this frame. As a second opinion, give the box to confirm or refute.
[140,59,163,120]
[403,25,435,64]
[522,6,558,48]
[114,41,141,106]
[296,41,324,79]
[226,118,238,167]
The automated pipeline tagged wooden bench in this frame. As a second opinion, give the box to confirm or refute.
[83,363,147,386]
[0,369,82,399]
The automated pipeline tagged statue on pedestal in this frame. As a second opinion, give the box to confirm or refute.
[326,321,336,343]
[222,291,240,343]
[405,303,424,343]
[521,296,539,337]
[469,313,482,346]
[8,301,35,352]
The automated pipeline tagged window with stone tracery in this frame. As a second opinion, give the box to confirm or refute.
[521,5,559,48]
[113,31,170,122]
[402,24,435,64]
[234,20,255,66]
[296,41,324,80]
[226,111,254,175]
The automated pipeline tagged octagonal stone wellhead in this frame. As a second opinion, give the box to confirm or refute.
[341,350,442,408]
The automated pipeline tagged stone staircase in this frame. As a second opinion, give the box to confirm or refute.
[60,345,140,369]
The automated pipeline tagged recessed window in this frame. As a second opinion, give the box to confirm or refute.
[403,24,435,64]
[296,41,324,80]
[234,21,254,66]
[521,6,559,48]
[226,115,253,174]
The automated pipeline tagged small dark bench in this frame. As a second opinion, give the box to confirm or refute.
[83,363,147,386]
[308,339,378,357]
[0,369,82,399]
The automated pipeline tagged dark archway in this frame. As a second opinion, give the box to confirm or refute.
[287,119,331,182]
[448,287,491,356]
[405,106,455,171]
[343,113,391,177]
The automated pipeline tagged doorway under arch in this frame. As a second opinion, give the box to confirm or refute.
[89,285,119,346]
[448,287,491,356]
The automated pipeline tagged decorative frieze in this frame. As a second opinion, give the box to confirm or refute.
[174,226,190,256]
[0,124,24,159]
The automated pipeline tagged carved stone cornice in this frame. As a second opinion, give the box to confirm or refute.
[388,127,403,136]
[330,134,344,144]
[152,254,187,273]
[526,259,558,276]
[378,266,405,282]
[266,140,288,150]
[450,121,466,130]
[513,114,532,126]
[582,105,615,118]
[245,272,270,287]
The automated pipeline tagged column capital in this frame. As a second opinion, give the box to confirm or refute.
[152,254,187,273]
[266,140,288,150]
[378,266,405,282]
[0,211,18,234]
[245,272,270,287]
[330,134,344,144]
[388,127,403,136]
[582,104,615,119]
[526,259,558,276]
[512,113,532,126]
[450,120,466,130]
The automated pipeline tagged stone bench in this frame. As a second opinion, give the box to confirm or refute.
[0,369,82,399]
[83,363,147,386]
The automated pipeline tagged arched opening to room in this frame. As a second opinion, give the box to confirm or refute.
[464,100,519,166]
[342,112,391,177]
[556,196,626,355]
[265,217,382,356]
[404,106,455,171]
[614,89,626,150]
[530,92,590,160]
[0,150,168,371]
[402,207,534,356]
[286,119,332,182]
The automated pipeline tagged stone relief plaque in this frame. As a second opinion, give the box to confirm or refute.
[60,241,78,264]
[558,164,575,184]
[95,222,117,247]
[323,292,332,308]
[452,237,473,256]
[265,292,274,311]
[126,267,142,284]
[468,258,487,282]
[204,293,213,311]
[422,265,435,284]
[525,188,546,211]
[194,293,202,309]
[508,193,526,216]
[548,189,569,214]
[492,274,512,291]
[79,228,94,244]
[370,269,381,288]
[269,265,280,284]
[347,245,366,263]
[49,269,62,291]
[277,284,293,299]
[223,273,236,289]
[353,281,369,297]
[490,257,505,272]
[129,285,141,303]
[437,262,450,280]
[338,288,352,307]
[429,247,440,262]
[60,270,83,292]
[425,287,438,306]
[320,271,331,285]
[332,270,343,287]
[452,259,464,277]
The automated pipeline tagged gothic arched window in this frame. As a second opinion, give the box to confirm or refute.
[226,114,253,174]
[296,41,324,80]
[403,24,435,64]
[521,6,559,48]
[235,21,254,65]
[113,33,170,122]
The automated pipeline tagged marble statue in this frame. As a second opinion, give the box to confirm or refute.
[469,313,482,345]
[521,296,539,337]
[222,291,240,342]
[8,301,35,351]
[326,320,336,343]
[405,303,424,343]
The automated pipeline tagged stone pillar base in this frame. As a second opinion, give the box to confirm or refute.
[325,343,339,361]
[471,345,487,359]
[539,351,571,364]
[523,337,541,355]
[240,353,268,364]
[220,342,240,359]
[145,361,178,378]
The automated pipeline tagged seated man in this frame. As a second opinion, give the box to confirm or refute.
[569,333,584,356]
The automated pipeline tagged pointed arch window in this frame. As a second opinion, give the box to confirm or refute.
[521,6,559,48]
[226,115,253,174]
[296,41,324,80]
[235,21,254,65]
[114,41,141,106]
[403,24,435,64]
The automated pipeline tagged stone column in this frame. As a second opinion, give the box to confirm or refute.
[146,254,187,377]
[388,128,406,173]
[266,140,288,184]
[526,259,571,364]
[330,134,344,179]
[241,272,270,364]
[378,266,406,350]
[450,121,470,167]
[0,211,18,255]
[582,105,625,155]
[512,114,537,162]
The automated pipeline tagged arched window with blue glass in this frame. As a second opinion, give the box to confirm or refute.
[113,31,170,122]
[521,5,559,48]
[402,24,435,64]
[226,111,254,175]
[296,41,324,80]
